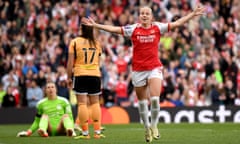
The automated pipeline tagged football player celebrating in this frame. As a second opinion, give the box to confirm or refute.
[82,5,205,142]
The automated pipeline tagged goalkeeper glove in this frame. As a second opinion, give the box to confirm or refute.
[17,130,32,137]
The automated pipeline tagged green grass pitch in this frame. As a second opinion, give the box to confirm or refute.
[0,123,239,144]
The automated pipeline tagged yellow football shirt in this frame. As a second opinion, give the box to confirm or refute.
[69,37,102,77]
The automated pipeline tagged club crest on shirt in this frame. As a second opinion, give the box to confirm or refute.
[150,30,155,34]
[57,105,62,110]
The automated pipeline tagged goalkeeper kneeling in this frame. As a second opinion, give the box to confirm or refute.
[17,82,76,137]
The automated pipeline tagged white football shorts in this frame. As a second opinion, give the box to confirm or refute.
[131,67,163,87]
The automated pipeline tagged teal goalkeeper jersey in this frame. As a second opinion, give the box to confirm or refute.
[28,96,74,133]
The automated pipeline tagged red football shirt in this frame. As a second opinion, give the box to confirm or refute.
[115,58,128,74]
[121,22,170,71]
[115,81,128,98]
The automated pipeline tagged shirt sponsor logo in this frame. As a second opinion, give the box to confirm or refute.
[137,35,156,43]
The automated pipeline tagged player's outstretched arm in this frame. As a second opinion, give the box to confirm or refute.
[81,17,122,34]
[170,5,205,29]
[17,113,42,137]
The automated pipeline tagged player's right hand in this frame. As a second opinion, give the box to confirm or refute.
[81,17,95,27]
[17,130,32,137]
[67,78,73,89]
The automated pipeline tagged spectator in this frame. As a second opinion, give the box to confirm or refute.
[115,74,129,106]
[11,85,21,107]
[56,77,69,100]
[19,69,35,106]
[102,64,117,107]
[169,90,184,107]
[213,61,223,83]
[35,69,47,89]
[224,78,237,105]
[0,83,6,107]
[235,94,240,106]
[26,79,44,107]
[1,85,16,107]
[1,70,19,91]
[159,99,175,108]
[183,80,198,106]
[106,45,130,76]
[196,94,208,107]
[22,54,38,76]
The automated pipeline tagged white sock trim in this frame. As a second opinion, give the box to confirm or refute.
[150,96,160,108]
[150,96,160,127]
[138,99,150,128]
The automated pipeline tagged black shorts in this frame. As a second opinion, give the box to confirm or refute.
[73,76,101,95]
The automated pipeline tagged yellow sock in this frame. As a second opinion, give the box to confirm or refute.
[90,103,101,132]
[88,105,93,123]
[75,114,80,125]
[75,105,93,125]
[78,103,89,133]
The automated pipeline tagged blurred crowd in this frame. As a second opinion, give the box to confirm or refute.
[0,0,239,108]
